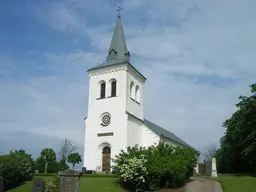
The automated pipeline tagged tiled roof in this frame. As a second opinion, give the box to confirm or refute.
[144,119,191,148]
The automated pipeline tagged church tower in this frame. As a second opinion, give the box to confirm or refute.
[83,8,146,172]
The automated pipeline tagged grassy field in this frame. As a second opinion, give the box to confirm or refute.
[8,176,125,192]
[198,175,256,192]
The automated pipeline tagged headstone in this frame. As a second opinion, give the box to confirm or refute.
[96,165,101,172]
[58,169,81,192]
[82,167,86,174]
[211,157,218,177]
[0,176,4,192]
[32,178,45,192]
[35,170,39,174]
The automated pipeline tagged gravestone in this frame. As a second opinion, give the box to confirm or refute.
[58,169,81,192]
[32,178,45,192]
[81,167,86,174]
[211,157,218,177]
[0,176,4,192]
[35,170,39,174]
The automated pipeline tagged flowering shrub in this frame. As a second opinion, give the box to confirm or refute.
[118,154,148,191]
[113,143,199,191]
[45,181,57,192]
[0,150,34,190]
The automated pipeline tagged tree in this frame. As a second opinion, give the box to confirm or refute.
[58,138,76,162]
[40,148,56,173]
[202,144,217,162]
[67,153,82,169]
[216,83,256,174]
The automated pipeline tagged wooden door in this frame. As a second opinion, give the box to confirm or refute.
[102,147,111,171]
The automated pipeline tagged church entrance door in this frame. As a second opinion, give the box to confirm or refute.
[102,146,111,171]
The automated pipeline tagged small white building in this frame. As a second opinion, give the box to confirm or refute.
[83,10,194,172]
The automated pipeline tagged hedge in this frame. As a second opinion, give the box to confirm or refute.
[35,173,117,178]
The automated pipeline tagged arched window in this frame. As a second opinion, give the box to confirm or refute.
[130,81,135,99]
[111,81,117,97]
[108,79,117,97]
[100,81,106,98]
[135,85,140,103]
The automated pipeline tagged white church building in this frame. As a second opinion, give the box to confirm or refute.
[83,10,194,172]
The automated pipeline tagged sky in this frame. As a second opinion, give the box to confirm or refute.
[0,0,256,165]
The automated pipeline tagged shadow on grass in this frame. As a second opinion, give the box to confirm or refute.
[114,178,187,192]
[218,173,255,177]
[114,179,136,192]
[4,181,29,191]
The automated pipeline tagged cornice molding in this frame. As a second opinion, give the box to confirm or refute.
[89,64,126,77]
[126,65,146,84]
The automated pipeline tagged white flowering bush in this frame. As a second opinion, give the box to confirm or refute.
[45,181,57,192]
[113,143,199,191]
[118,154,148,191]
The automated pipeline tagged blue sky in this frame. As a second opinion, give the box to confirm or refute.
[1,0,256,165]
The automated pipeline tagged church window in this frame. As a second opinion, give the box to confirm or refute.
[100,112,111,126]
[99,81,106,99]
[135,85,140,103]
[108,79,117,97]
[111,80,117,97]
[130,81,135,99]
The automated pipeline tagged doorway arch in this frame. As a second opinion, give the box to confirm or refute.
[102,146,111,171]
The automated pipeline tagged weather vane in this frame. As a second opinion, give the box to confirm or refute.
[116,6,123,18]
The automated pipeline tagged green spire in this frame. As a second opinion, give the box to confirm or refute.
[106,7,130,64]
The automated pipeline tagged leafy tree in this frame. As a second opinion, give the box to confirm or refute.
[35,157,69,173]
[40,148,56,173]
[67,153,82,169]
[216,83,256,174]
[58,139,76,162]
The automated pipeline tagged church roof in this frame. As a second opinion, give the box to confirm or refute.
[106,8,130,64]
[125,111,191,148]
[144,119,191,148]
[88,8,132,72]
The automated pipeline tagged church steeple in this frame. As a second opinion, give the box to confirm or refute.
[106,7,130,64]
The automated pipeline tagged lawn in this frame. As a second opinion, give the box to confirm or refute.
[198,175,256,192]
[8,176,125,192]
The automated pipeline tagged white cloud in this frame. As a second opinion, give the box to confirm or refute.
[1,0,256,157]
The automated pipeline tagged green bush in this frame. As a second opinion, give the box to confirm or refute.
[0,155,22,190]
[81,174,117,178]
[113,143,198,191]
[35,173,57,177]
[34,173,117,178]
[9,149,34,181]
[58,159,69,171]
[0,150,35,190]
[45,173,59,192]
[35,158,69,173]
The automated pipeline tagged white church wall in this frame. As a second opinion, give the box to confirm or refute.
[141,125,160,148]
[84,66,130,171]
[126,66,145,120]
[127,115,143,147]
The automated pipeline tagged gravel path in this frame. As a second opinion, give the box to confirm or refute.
[184,178,222,192]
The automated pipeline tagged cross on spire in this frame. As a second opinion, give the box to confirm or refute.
[116,6,123,18]
[105,6,130,64]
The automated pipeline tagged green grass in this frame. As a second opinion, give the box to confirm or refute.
[196,175,256,192]
[8,176,125,192]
